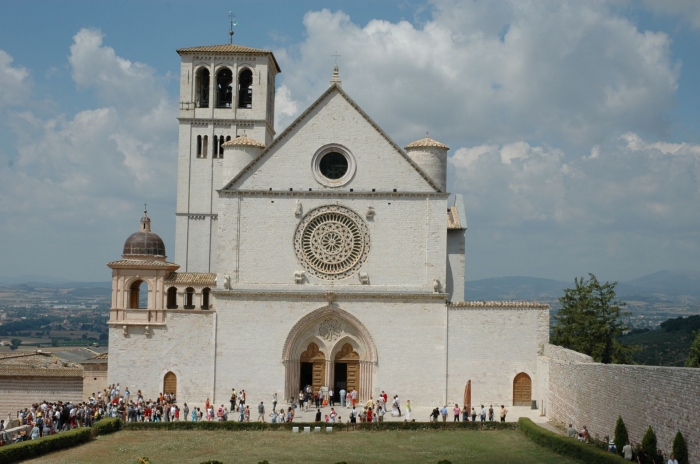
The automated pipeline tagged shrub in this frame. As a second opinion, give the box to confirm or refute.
[200,461,224,464]
[518,418,628,464]
[137,458,151,464]
[641,425,657,457]
[437,460,453,464]
[123,420,518,432]
[92,417,122,437]
[672,430,688,464]
[613,416,629,456]
[0,427,92,464]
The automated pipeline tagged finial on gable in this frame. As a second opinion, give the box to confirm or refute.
[330,51,342,88]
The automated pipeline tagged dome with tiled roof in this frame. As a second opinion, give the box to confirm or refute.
[122,209,166,259]
[404,134,450,150]
[221,135,266,149]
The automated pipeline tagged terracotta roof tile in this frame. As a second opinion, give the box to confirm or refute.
[404,136,450,150]
[176,44,281,72]
[0,352,84,377]
[221,136,265,149]
[107,259,179,268]
[164,272,217,286]
[448,301,550,309]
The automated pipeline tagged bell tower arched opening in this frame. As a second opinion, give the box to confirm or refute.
[216,68,233,108]
[238,68,253,108]
[195,67,210,108]
[129,280,148,309]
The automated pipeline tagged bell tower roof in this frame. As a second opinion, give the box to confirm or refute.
[176,44,281,72]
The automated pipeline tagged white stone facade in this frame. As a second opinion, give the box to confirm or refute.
[108,43,548,414]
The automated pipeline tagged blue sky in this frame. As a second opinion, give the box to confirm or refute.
[1,0,699,282]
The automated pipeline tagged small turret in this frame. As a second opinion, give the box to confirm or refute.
[221,135,266,188]
[404,133,449,192]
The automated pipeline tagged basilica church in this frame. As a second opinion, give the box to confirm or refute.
[106,42,549,409]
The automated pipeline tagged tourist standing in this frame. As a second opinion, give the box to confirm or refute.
[405,400,412,420]
[471,407,476,422]
[339,388,346,407]
[328,388,334,407]
[453,404,460,421]
[480,405,486,422]
[462,405,469,422]
[394,395,401,416]
[500,405,507,422]
[272,393,278,412]
[183,403,189,422]
[257,402,265,422]
[351,389,358,408]
[440,405,448,422]
[230,389,237,412]
[668,453,679,464]
[488,405,494,421]
[567,424,577,438]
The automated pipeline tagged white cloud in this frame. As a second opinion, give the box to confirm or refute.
[0,50,30,108]
[274,2,679,147]
[0,29,176,279]
[274,84,299,131]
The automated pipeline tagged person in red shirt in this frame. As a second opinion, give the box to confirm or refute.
[366,407,373,422]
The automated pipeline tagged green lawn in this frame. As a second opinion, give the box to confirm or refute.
[26,429,582,464]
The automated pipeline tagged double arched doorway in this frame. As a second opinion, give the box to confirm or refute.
[282,305,377,403]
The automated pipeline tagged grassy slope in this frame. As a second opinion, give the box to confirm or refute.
[25,429,582,464]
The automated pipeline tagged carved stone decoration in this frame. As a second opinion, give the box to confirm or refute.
[318,318,342,341]
[366,206,375,220]
[294,270,305,284]
[223,274,231,290]
[294,200,302,217]
[433,278,441,293]
[359,272,369,284]
[294,205,370,280]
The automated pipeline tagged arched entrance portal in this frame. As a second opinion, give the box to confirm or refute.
[334,343,360,403]
[513,372,532,406]
[282,305,377,403]
[300,342,326,394]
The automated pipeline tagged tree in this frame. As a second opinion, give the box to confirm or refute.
[642,425,657,458]
[672,430,688,464]
[552,274,634,364]
[99,333,108,341]
[10,338,22,348]
[613,416,629,456]
[685,331,700,367]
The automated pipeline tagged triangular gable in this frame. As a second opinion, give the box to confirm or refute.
[222,84,441,192]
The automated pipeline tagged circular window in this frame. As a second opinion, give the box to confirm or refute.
[311,145,356,187]
[319,152,348,179]
[294,205,370,280]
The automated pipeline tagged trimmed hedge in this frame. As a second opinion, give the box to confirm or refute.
[92,417,122,437]
[0,427,93,464]
[124,420,518,432]
[518,418,629,464]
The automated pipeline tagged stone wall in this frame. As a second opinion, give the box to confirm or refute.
[447,303,549,408]
[540,344,700,462]
[82,362,108,400]
[0,376,83,418]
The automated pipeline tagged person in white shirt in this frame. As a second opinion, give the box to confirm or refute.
[622,442,633,460]
[667,453,679,464]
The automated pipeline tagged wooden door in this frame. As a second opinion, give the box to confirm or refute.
[164,372,177,397]
[300,343,326,394]
[513,373,532,406]
[346,362,359,394]
[463,380,471,407]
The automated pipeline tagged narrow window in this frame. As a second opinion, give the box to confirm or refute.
[238,69,253,108]
[213,136,219,158]
[219,136,225,156]
[196,135,202,157]
[195,68,210,108]
[201,287,211,309]
[216,68,233,108]
[184,287,195,309]
[166,287,178,309]
[202,136,208,158]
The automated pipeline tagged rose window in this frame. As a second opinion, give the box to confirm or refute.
[294,205,370,280]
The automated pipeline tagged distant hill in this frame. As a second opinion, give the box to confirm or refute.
[465,270,700,302]
[0,275,75,285]
[620,314,700,366]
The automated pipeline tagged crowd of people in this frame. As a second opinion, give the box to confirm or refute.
[566,423,680,464]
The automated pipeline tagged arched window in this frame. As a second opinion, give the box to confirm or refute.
[195,68,210,108]
[238,69,253,108]
[202,136,208,158]
[166,287,178,309]
[129,280,148,309]
[216,68,233,108]
[184,287,195,309]
[201,287,211,309]
[196,135,202,157]
[213,136,219,158]
[218,136,225,156]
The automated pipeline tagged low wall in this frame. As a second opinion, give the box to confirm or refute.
[0,376,83,418]
[540,345,700,462]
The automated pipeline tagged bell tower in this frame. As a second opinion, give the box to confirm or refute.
[174,43,281,272]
